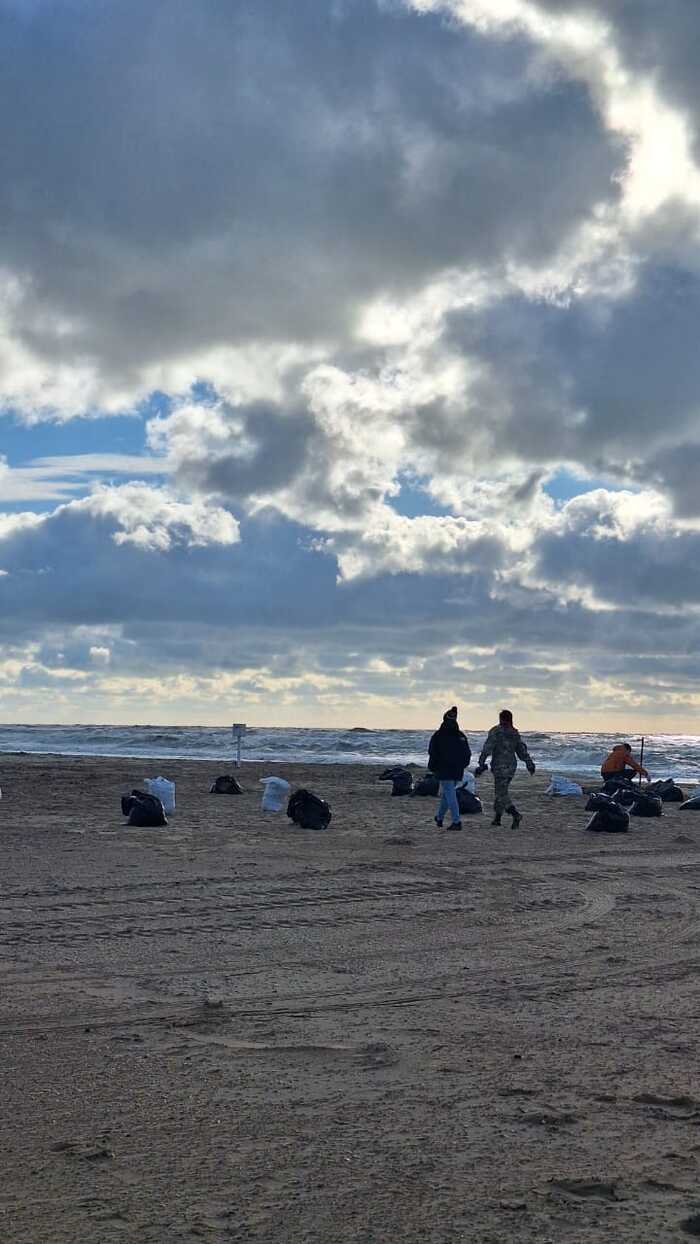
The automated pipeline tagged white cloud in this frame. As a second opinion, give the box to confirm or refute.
[0,0,622,417]
[0,508,44,539]
[323,510,515,581]
[76,483,240,551]
[0,482,239,553]
[3,0,700,723]
[0,452,167,503]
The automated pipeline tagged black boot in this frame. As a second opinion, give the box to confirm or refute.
[507,804,522,829]
[491,812,502,826]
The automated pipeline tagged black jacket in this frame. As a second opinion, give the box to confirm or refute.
[428,721,471,780]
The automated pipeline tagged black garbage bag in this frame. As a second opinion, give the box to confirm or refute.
[586,792,621,813]
[661,785,685,802]
[209,774,243,794]
[615,786,639,807]
[390,771,413,797]
[629,793,663,818]
[379,766,410,782]
[586,792,612,811]
[456,787,482,815]
[585,795,629,833]
[645,779,686,802]
[287,788,332,830]
[612,786,663,816]
[601,777,636,796]
[680,795,700,811]
[121,789,167,827]
[411,773,440,797]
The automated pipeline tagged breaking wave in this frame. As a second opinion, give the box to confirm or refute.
[1,724,699,779]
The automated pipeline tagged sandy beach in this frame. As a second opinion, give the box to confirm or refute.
[2,753,700,1243]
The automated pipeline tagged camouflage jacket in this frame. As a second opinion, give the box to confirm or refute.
[478,725,534,774]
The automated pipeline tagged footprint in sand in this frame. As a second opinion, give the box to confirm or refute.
[520,1110,578,1127]
[550,1178,619,1200]
[633,1092,698,1109]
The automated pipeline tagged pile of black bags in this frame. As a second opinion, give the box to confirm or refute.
[121,789,168,827]
[584,793,629,833]
[379,766,480,809]
[287,788,332,831]
[593,773,670,821]
[645,779,686,802]
[613,787,662,816]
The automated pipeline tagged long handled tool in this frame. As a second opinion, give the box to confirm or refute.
[639,736,645,785]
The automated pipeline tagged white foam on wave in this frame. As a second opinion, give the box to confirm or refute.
[1,725,700,778]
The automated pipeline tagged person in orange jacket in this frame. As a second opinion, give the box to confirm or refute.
[601,743,649,783]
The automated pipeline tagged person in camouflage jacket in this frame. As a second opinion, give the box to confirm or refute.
[475,709,535,828]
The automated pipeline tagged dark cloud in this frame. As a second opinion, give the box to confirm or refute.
[0,505,331,630]
[3,490,700,713]
[531,494,700,609]
[626,443,700,519]
[533,0,700,157]
[3,0,700,720]
[152,401,316,502]
[0,0,622,378]
[442,263,700,499]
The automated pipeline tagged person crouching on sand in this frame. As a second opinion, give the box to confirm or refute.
[475,708,535,828]
[601,742,649,784]
[428,706,472,832]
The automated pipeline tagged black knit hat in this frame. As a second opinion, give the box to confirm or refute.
[443,705,458,722]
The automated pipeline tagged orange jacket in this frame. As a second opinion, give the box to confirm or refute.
[601,745,646,776]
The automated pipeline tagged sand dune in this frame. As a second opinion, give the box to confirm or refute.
[2,754,700,1242]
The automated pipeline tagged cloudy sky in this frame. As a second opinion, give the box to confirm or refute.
[2,0,700,730]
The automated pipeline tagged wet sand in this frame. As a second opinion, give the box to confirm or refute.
[2,753,700,1243]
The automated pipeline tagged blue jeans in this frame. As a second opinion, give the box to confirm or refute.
[437,780,460,825]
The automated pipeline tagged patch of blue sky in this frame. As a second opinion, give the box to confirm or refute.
[0,392,173,512]
[0,412,143,465]
[387,474,453,518]
[189,380,218,404]
[543,466,631,504]
[0,390,172,466]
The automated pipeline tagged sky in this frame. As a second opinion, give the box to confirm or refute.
[2,0,700,731]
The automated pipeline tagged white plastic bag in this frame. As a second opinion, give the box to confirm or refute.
[458,771,475,793]
[260,777,291,812]
[544,774,583,797]
[143,776,176,814]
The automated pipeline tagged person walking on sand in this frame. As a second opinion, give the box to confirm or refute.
[428,706,471,832]
[475,708,535,828]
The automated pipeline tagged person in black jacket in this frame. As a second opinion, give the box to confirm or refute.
[428,706,472,831]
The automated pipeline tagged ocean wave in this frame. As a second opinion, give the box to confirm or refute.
[1,725,700,778]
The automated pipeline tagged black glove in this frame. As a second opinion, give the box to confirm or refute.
[527,761,536,775]
[474,764,488,777]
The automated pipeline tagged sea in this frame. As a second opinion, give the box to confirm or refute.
[1,725,700,782]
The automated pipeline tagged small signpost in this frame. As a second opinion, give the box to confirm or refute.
[232,723,247,768]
